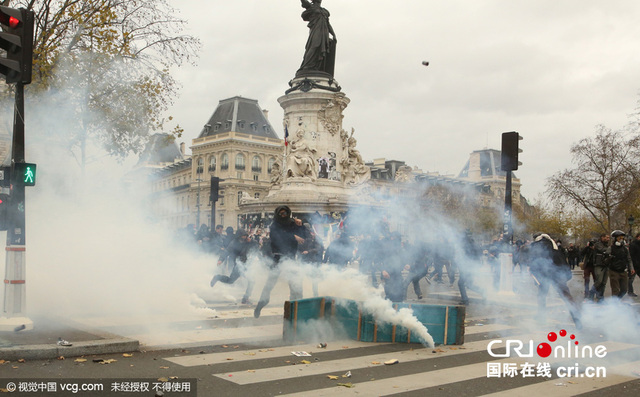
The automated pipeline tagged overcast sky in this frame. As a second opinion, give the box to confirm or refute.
[165,0,640,201]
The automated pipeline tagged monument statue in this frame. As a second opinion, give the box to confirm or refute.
[395,165,414,183]
[270,158,283,185]
[286,128,318,180]
[296,0,337,77]
[341,130,370,186]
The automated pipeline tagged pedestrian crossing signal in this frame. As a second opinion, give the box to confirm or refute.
[14,162,36,186]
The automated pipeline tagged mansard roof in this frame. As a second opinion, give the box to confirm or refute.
[197,96,279,140]
[458,148,508,179]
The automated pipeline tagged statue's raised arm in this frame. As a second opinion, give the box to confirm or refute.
[296,0,336,77]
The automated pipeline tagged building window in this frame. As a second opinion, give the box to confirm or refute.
[209,156,216,172]
[253,174,259,181]
[221,153,229,170]
[252,156,262,172]
[268,157,276,173]
[196,158,204,174]
[235,154,245,170]
[220,213,224,226]
[254,193,260,199]
[238,191,243,205]
[237,172,243,179]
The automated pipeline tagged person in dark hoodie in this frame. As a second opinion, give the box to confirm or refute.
[607,230,635,298]
[210,229,257,304]
[254,206,304,318]
[628,233,640,297]
[323,231,353,267]
[528,232,581,329]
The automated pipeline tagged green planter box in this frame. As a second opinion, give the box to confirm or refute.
[283,297,465,345]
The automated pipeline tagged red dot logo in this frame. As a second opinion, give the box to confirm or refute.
[547,332,557,342]
[559,329,567,337]
[537,343,552,358]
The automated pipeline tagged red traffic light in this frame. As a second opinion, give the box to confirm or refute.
[9,16,19,29]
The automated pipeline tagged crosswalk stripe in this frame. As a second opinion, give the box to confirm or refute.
[165,340,386,367]
[130,324,282,349]
[207,333,538,385]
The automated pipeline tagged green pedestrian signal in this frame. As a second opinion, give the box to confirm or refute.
[14,162,36,186]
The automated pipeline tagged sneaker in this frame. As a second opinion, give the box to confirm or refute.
[417,295,423,300]
[241,297,252,305]
[254,301,266,318]
[57,338,72,347]
[628,293,638,297]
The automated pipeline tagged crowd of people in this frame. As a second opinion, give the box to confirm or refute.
[178,208,638,325]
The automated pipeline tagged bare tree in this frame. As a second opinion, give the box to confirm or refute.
[547,126,640,232]
[2,0,200,168]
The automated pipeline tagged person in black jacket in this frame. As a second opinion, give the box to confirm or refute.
[590,233,611,302]
[254,206,304,318]
[210,229,257,304]
[405,240,430,300]
[380,232,406,302]
[628,233,640,297]
[323,231,353,267]
[607,230,635,298]
[528,233,581,328]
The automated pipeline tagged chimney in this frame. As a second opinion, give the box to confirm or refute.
[262,109,269,120]
[180,142,185,156]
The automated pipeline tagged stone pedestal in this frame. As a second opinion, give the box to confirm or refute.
[237,76,377,224]
[256,76,373,214]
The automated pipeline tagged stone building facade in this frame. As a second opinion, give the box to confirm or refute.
[144,96,283,230]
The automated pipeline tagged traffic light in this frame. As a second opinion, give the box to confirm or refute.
[14,162,36,186]
[0,6,34,84]
[0,192,10,231]
[501,131,523,171]
[210,176,220,202]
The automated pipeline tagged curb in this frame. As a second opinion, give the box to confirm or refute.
[0,337,140,361]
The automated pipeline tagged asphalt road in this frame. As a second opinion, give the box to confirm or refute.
[1,270,639,397]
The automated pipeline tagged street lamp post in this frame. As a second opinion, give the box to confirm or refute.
[196,177,203,229]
